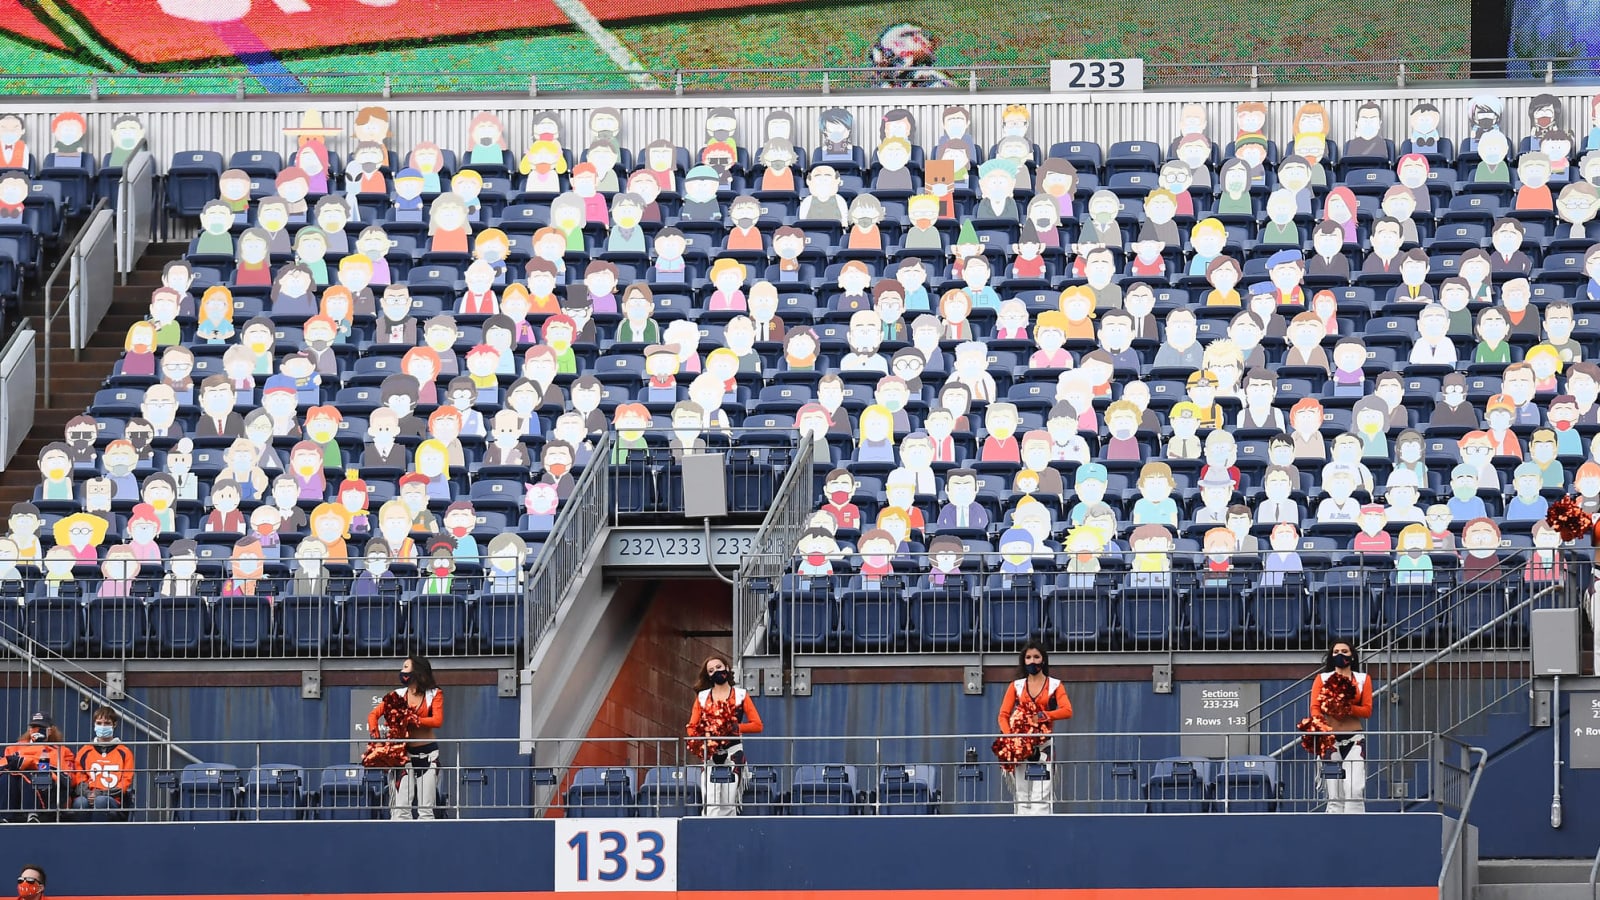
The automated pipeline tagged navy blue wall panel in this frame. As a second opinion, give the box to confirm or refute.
[0,815,1440,896]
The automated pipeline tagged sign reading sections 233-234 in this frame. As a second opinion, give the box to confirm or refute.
[554,819,677,892]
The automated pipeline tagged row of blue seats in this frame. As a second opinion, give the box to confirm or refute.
[563,756,1287,816]
[764,565,1545,651]
[7,592,526,657]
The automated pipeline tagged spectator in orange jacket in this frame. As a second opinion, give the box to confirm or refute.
[1312,641,1374,813]
[0,712,72,823]
[15,864,44,900]
[997,641,1073,814]
[72,707,135,822]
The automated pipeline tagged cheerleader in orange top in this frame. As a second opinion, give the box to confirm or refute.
[687,655,763,817]
[995,642,1072,815]
[1309,642,1373,813]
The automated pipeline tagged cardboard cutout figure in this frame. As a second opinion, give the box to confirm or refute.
[1557,182,1600,239]
[1342,101,1387,160]
[1516,153,1555,212]
[46,111,87,167]
[799,165,847,224]
[818,108,855,162]
[107,114,146,169]
[1407,103,1443,148]
[466,112,509,166]
[0,172,32,224]
[976,158,1019,222]
[1469,95,1504,142]
[704,107,738,154]
[846,194,885,251]
[0,113,28,171]
[1530,94,1565,142]
[725,195,764,253]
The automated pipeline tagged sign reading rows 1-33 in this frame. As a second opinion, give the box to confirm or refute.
[554,819,678,892]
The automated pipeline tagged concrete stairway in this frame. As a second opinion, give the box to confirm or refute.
[0,240,188,509]
[1478,860,1594,900]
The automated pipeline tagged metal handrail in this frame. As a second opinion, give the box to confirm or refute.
[522,432,613,655]
[41,197,108,407]
[1439,742,1488,895]
[1247,551,1566,728]
[0,55,1595,96]
[1587,836,1600,899]
[0,623,200,769]
[1250,560,1569,762]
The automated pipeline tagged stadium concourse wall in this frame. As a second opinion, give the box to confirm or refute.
[1,815,1445,898]
[0,85,1591,176]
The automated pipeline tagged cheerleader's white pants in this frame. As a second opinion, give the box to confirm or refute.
[1009,747,1053,815]
[1325,737,1366,814]
[701,742,745,817]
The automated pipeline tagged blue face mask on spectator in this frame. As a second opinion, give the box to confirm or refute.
[94,724,114,740]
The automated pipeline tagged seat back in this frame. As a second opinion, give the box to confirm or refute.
[177,763,240,821]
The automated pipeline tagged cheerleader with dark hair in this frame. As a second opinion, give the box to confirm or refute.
[995,641,1072,815]
[1311,642,1373,813]
[687,655,763,816]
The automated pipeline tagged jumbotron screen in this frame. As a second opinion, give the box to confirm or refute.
[0,0,1470,91]
[1507,0,1600,76]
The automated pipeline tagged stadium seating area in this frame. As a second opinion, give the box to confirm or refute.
[0,110,89,320]
[5,99,1600,657]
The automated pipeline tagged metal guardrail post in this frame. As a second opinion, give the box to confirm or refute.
[235,77,246,100]
[1397,62,1407,88]
[89,75,98,101]
[821,72,829,94]
[383,74,392,99]
[529,75,538,97]
[1250,65,1258,89]
[1546,61,1555,83]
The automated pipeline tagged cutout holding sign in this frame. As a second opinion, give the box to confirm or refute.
[1179,682,1260,758]
[555,818,677,892]
[1051,58,1145,92]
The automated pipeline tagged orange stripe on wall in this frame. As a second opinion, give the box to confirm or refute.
[56,888,1441,900]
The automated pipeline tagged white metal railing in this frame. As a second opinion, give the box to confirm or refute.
[0,57,1593,96]
[41,200,112,406]
[116,149,155,282]
[0,729,1448,821]
[0,325,35,472]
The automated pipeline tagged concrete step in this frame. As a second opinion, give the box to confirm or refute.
[1477,886,1593,900]
[1479,859,1593,884]
[1477,860,1595,900]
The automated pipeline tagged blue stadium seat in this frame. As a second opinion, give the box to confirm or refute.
[245,764,308,820]
[475,593,525,654]
[149,596,208,655]
[1145,757,1211,813]
[790,764,860,816]
[279,595,339,655]
[741,766,783,816]
[318,765,385,820]
[165,151,224,218]
[84,596,145,656]
[1213,756,1278,812]
[175,763,241,821]
[637,766,701,818]
[410,594,472,654]
[27,596,82,655]
[877,765,939,815]
[565,766,636,817]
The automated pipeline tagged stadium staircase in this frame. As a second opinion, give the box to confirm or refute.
[1253,562,1581,804]
[0,234,197,769]
[0,239,187,507]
